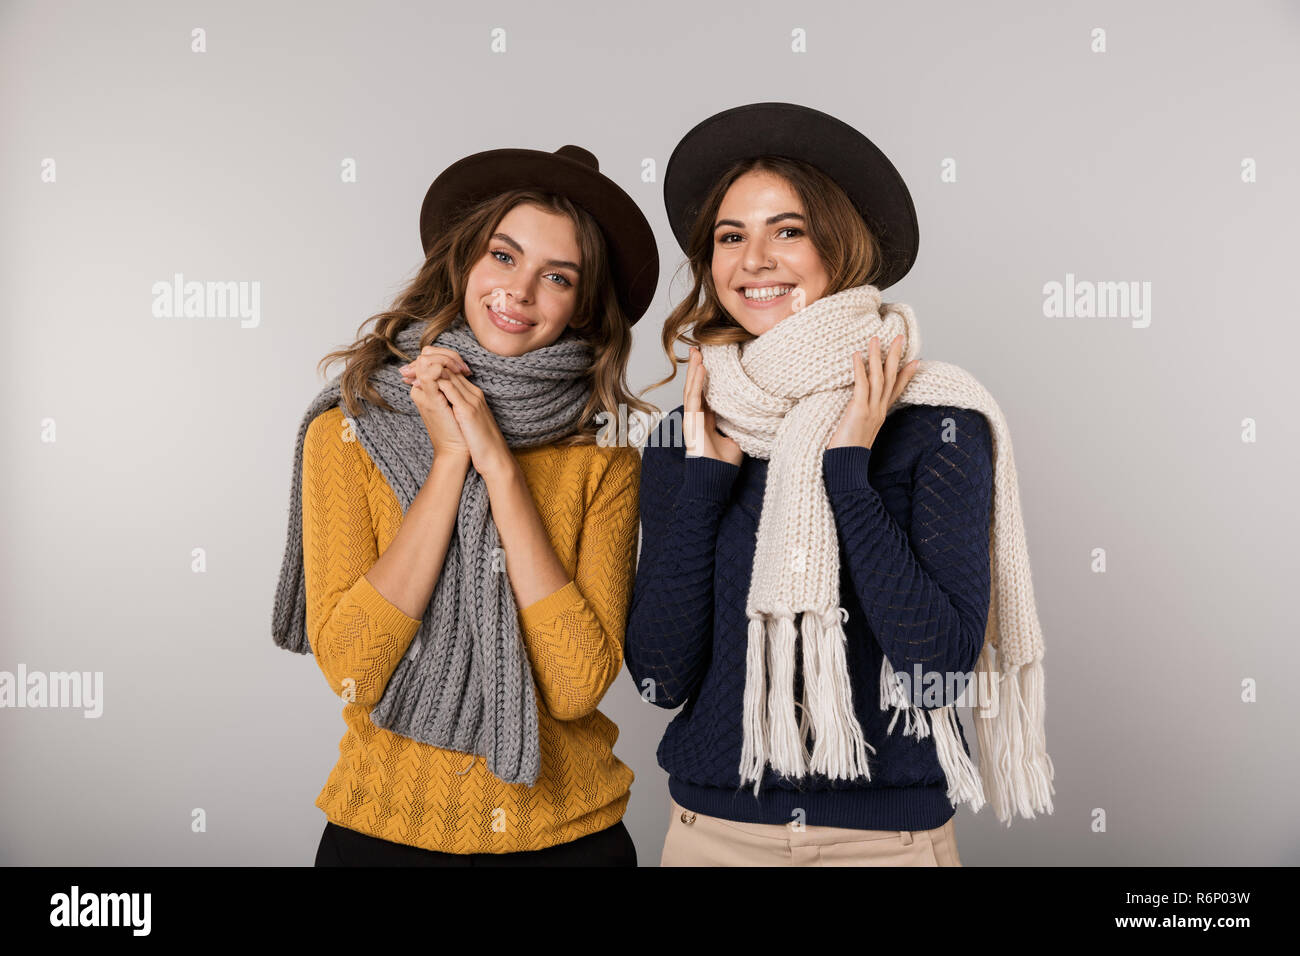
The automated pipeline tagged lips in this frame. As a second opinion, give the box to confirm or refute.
[740,283,794,302]
[488,312,533,335]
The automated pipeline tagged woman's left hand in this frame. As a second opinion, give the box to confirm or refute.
[418,369,514,480]
[827,334,920,450]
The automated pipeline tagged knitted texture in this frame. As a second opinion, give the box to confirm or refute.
[626,405,993,830]
[271,313,594,786]
[699,283,1054,823]
[298,405,639,853]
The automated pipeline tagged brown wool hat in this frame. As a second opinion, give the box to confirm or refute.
[663,102,920,290]
[420,145,659,325]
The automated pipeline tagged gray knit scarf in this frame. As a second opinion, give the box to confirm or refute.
[271,313,595,786]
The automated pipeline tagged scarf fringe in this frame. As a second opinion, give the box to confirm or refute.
[741,609,876,790]
[765,614,805,778]
[804,610,875,781]
[744,622,1055,824]
[739,616,768,793]
[879,654,931,740]
[929,704,985,813]
[973,642,1056,826]
[879,652,983,811]
[876,643,1054,824]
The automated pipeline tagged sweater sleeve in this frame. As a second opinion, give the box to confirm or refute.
[301,410,424,708]
[516,445,642,722]
[624,406,740,709]
[822,407,994,708]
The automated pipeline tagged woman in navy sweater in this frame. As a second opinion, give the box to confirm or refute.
[624,104,993,866]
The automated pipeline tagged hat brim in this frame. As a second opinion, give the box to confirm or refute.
[663,102,919,290]
[420,148,659,325]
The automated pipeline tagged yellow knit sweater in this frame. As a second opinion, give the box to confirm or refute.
[300,406,639,854]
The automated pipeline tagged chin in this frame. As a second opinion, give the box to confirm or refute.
[725,298,789,336]
[464,302,516,352]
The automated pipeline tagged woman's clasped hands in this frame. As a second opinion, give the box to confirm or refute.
[398,346,512,479]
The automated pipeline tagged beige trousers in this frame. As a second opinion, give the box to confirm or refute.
[660,797,962,866]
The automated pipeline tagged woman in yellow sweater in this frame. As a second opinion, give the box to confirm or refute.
[271,145,659,865]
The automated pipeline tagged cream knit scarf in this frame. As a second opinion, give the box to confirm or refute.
[699,283,1055,825]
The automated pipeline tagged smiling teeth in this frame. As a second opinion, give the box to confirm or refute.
[744,285,792,300]
[494,309,527,326]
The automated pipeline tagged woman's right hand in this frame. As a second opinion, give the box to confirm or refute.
[683,346,743,466]
[399,346,473,462]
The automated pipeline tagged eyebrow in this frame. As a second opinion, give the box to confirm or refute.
[713,212,806,232]
[492,233,582,273]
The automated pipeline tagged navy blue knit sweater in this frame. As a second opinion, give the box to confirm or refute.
[624,402,995,830]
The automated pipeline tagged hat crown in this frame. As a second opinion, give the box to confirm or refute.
[555,144,598,171]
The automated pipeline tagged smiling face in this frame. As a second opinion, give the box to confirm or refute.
[709,170,830,336]
[463,201,582,356]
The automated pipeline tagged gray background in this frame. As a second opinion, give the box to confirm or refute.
[3,0,1298,865]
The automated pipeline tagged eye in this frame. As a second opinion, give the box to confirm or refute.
[717,232,742,244]
[493,250,571,287]
[777,227,803,238]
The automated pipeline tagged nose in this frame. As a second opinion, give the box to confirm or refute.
[743,234,773,273]
[508,278,532,304]
[492,281,531,311]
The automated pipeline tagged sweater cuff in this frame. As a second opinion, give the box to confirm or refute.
[519,579,584,632]
[680,455,740,502]
[822,445,873,493]
[353,572,424,636]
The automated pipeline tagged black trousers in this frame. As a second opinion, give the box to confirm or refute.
[314,819,637,867]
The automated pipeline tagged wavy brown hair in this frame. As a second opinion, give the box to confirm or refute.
[318,189,655,447]
[640,155,886,396]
